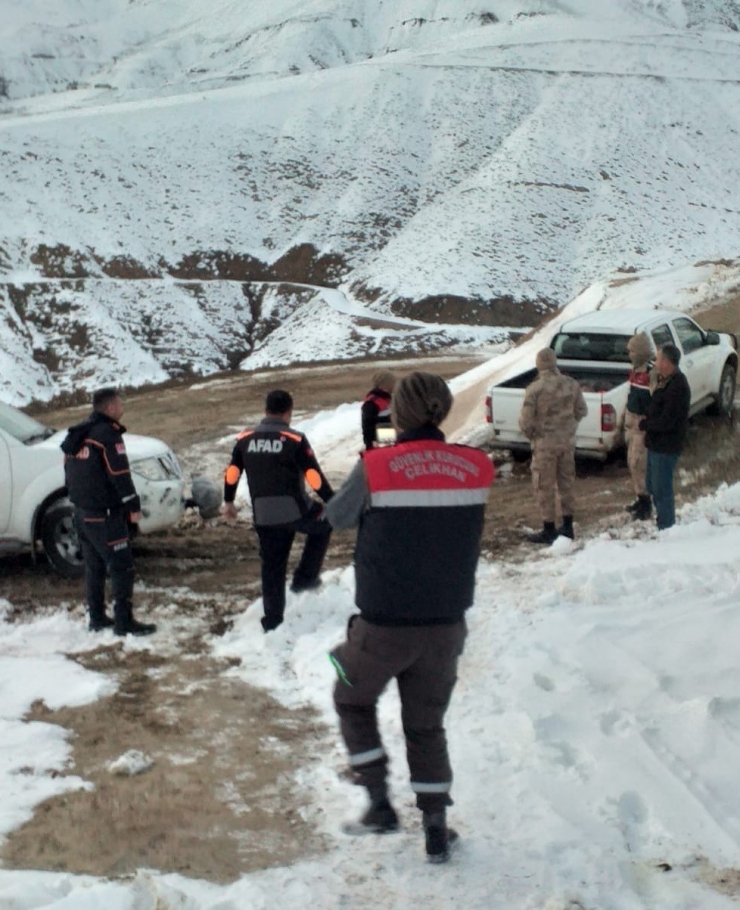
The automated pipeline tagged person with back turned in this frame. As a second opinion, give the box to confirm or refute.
[518,348,588,544]
[61,388,156,636]
[221,389,334,632]
[361,370,396,449]
[325,372,494,864]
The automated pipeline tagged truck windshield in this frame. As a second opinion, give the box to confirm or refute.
[551,332,632,363]
[0,401,55,444]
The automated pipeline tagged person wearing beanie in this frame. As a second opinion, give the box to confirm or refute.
[325,372,494,864]
[518,348,588,544]
[622,333,654,520]
[361,370,396,449]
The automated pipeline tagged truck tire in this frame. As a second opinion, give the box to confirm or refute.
[40,499,84,578]
[510,449,531,463]
[708,362,737,417]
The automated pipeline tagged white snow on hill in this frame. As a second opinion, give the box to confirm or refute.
[1,1,740,403]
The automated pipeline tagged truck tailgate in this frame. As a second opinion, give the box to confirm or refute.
[490,388,621,458]
[489,387,530,446]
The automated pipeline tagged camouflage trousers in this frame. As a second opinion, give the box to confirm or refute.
[531,442,576,523]
[624,412,648,496]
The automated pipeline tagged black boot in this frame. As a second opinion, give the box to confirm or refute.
[625,498,641,513]
[525,521,557,544]
[557,515,574,540]
[632,494,652,521]
[113,602,157,637]
[343,785,399,836]
[289,577,322,594]
[423,810,459,864]
[88,613,114,632]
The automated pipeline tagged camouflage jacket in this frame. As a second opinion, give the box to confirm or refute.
[518,367,588,444]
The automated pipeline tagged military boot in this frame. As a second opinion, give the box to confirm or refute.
[525,521,557,544]
[557,515,574,539]
[423,810,459,864]
[88,613,114,632]
[632,494,652,521]
[625,498,641,513]
[113,602,157,637]
[342,785,399,836]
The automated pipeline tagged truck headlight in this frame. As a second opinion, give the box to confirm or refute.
[131,455,181,482]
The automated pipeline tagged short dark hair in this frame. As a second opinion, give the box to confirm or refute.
[265,389,293,414]
[92,387,120,411]
[660,343,681,366]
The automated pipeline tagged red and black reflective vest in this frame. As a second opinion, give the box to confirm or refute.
[223,417,333,526]
[61,411,141,514]
[361,388,393,449]
[355,428,494,625]
[626,366,652,416]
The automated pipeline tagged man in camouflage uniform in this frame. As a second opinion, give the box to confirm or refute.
[518,348,588,543]
[622,333,653,520]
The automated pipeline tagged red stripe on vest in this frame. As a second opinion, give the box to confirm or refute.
[628,369,650,388]
[364,439,494,494]
[364,391,392,409]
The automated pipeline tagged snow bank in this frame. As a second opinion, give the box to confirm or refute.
[3,487,740,907]
[0,607,116,838]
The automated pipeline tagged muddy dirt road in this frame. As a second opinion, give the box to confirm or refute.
[2,318,740,883]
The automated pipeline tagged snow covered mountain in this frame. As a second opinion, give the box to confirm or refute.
[1,1,740,403]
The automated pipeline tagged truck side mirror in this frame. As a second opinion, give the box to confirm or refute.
[705,331,720,346]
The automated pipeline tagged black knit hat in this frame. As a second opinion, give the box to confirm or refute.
[391,372,452,431]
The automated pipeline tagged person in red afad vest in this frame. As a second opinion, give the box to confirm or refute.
[361,370,396,449]
[325,372,494,864]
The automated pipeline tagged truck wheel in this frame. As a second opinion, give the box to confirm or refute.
[40,500,84,578]
[510,449,531,463]
[708,363,737,417]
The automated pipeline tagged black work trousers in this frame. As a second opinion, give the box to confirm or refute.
[331,616,467,812]
[74,509,135,624]
[256,507,331,630]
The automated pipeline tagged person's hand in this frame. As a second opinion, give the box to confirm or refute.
[129,511,142,524]
[221,502,238,521]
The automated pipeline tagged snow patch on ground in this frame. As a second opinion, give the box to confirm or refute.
[3,484,740,906]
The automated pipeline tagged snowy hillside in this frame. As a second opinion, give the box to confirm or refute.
[1,0,740,402]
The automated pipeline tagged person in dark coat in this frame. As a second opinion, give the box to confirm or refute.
[61,388,156,636]
[361,371,396,450]
[639,344,691,530]
[221,390,333,632]
[326,372,494,864]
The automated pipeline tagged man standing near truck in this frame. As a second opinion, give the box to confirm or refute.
[519,348,588,544]
[622,333,654,521]
[61,388,156,637]
[639,344,691,531]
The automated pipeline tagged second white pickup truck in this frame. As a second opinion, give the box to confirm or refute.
[485,308,737,460]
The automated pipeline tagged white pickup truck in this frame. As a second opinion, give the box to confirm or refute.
[485,309,738,460]
[0,401,187,577]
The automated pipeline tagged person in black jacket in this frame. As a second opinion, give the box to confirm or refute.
[326,372,494,864]
[361,371,396,450]
[639,344,691,530]
[61,388,156,636]
[221,390,333,632]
